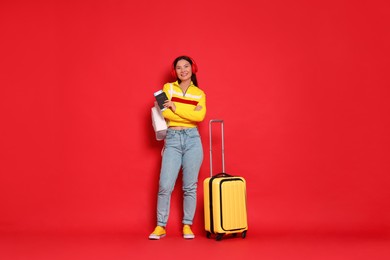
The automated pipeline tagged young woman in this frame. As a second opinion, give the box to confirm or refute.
[149,56,206,240]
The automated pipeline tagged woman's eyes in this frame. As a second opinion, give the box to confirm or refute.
[176,65,190,70]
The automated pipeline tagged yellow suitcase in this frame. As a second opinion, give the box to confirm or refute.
[204,120,248,241]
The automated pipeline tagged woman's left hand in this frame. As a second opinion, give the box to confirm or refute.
[194,105,203,111]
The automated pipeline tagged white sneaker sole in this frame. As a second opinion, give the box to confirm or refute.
[183,234,195,239]
[149,234,166,240]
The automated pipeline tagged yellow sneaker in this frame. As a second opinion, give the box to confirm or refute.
[149,226,166,240]
[183,225,195,239]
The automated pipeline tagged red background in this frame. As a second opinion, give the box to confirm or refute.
[1,0,389,239]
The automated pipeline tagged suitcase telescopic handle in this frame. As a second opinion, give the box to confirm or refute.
[209,119,225,177]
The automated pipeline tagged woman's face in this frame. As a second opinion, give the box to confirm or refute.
[175,59,192,82]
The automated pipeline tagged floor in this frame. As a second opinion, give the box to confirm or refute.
[1,230,389,260]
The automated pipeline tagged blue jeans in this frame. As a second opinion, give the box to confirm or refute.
[156,127,203,227]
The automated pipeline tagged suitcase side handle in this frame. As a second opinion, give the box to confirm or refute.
[209,119,225,177]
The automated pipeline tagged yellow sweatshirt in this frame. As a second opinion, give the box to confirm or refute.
[161,81,206,128]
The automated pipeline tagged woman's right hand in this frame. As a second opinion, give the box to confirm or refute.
[164,100,176,112]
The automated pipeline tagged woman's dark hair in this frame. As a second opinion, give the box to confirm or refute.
[172,56,199,87]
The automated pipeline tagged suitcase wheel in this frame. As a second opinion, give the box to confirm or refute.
[241,230,247,239]
[216,234,223,241]
[206,232,211,239]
